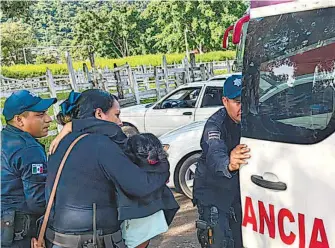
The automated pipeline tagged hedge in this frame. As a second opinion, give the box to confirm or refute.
[2,51,235,79]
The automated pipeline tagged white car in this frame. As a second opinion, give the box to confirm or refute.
[160,120,205,198]
[121,74,240,137]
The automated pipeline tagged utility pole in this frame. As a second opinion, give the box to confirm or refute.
[22,48,27,65]
[184,27,189,58]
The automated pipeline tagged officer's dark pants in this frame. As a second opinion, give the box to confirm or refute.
[196,203,243,248]
[1,211,38,248]
[3,238,31,248]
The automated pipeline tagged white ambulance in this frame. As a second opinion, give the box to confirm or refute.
[238,1,335,247]
[160,1,334,246]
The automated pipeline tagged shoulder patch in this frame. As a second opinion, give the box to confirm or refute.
[32,164,44,174]
[208,131,221,140]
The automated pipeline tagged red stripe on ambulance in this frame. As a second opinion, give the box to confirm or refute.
[242,197,330,248]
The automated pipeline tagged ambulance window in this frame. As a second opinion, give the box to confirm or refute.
[259,81,333,129]
[242,7,335,144]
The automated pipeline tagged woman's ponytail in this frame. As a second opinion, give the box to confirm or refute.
[57,90,81,125]
[56,112,72,125]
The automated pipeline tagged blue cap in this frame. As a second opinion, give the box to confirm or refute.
[3,90,57,121]
[223,75,242,99]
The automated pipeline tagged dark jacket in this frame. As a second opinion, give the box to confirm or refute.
[193,108,241,212]
[46,118,170,234]
[115,160,179,225]
[1,125,47,215]
[73,118,179,225]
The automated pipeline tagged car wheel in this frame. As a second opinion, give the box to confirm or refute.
[122,125,139,137]
[178,153,200,199]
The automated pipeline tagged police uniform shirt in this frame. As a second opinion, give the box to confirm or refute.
[1,125,47,215]
[193,107,241,211]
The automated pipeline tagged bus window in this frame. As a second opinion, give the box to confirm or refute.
[242,7,335,144]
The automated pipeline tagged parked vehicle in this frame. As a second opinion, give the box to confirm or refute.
[160,120,205,199]
[120,74,240,137]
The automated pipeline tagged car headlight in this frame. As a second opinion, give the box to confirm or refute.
[162,144,170,152]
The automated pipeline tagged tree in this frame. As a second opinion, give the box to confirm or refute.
[71,1,144,58]
[0,0,35,20]
[71,8,111,58]
[143,1,186,53]
[26,1,86,61]
[0,22,37,65]
[143,0,247,53]
[1,0,247,64]
[28,0,79,46]
[107,2,144,57]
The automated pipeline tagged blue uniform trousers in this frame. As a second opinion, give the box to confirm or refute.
[196,203,243,248]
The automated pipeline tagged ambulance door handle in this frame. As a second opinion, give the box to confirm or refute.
[251,175,287,191]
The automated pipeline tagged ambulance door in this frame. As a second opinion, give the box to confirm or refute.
[240,7,335,248]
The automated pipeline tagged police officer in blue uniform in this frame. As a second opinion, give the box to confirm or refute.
[1,90,56,248]
[193,75,251,248]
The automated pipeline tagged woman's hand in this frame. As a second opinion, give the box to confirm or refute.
[49,122,72,155]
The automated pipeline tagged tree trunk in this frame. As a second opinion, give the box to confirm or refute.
[198,43,203,54]
[124,36,129,57]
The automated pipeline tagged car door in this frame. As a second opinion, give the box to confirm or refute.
[240,9,335,248]
[145,86,203,136]
[195,85,223,121]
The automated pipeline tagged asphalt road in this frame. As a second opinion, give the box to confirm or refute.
[150,191,200,248]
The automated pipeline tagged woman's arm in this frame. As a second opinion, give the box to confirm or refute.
[139,159,171,173]
[48,122,72,155]
[98,137,170,198]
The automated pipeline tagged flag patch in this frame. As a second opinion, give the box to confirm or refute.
[32,164,44,174]
[208,131,221,140]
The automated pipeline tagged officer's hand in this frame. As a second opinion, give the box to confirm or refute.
[48,122,72,155]
[229,163,241,171]
[229,144,251,171]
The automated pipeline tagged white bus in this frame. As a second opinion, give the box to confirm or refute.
[238,0,335,247]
